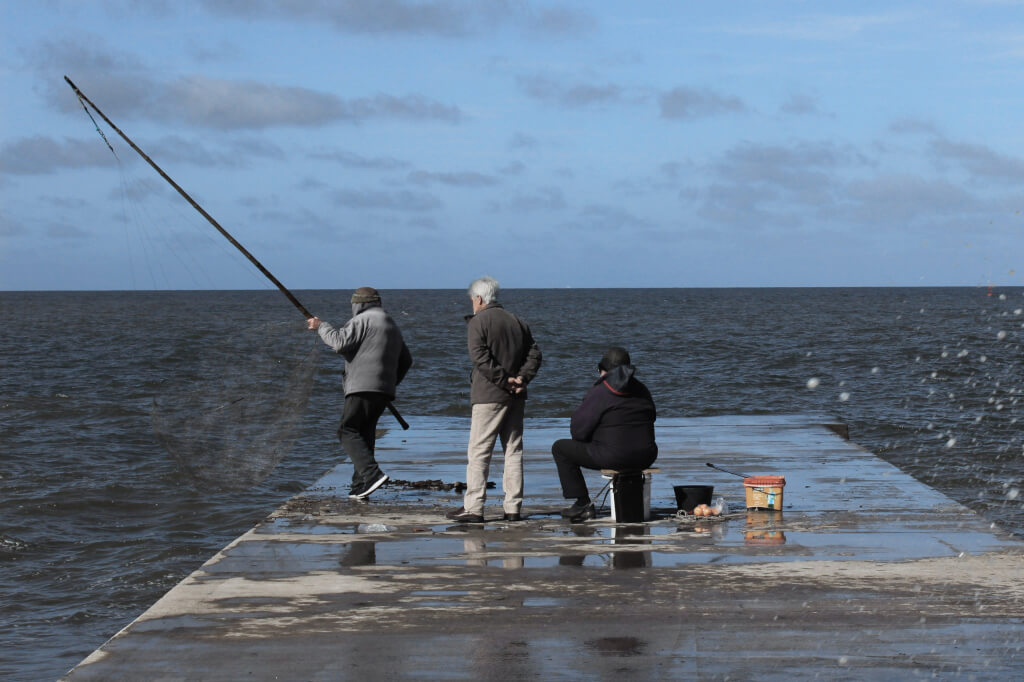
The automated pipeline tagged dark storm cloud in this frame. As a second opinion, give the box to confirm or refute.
[200,0,594,38]
[407,170,498,187]
[659,86,746,120]
[331,188,441,211]
[929,138,1024,183]
[309,149,411,171]
[0,135,117,175]
[516,74,625,108]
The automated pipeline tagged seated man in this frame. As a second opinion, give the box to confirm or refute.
[551,347,657,521]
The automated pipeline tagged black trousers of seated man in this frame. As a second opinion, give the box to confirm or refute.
[338,392,390,489]
[552,438,656,500]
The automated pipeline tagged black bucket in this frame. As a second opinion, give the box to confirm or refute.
[610,472,647,522]
[673,485,714,512]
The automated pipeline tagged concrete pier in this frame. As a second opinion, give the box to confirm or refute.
[64,416,1024,680]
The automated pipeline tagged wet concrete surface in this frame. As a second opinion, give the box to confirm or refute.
[64,415,1024,680]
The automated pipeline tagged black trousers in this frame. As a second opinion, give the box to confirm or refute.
[338,392,389,487]
[551,438,600,499]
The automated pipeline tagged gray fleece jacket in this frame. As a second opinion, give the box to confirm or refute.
[317,305,412,398]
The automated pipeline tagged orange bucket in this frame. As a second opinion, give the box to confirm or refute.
[743,475,786,510]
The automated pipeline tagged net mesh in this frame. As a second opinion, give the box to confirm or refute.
[152,321,320,490]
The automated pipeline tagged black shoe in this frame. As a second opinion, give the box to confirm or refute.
[445,507,484,523]
[503,512,522,522]
[569,503,596,523]
[560,501,593,518]
[351,473,389,500]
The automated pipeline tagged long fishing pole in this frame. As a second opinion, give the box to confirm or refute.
[65,75,410,430]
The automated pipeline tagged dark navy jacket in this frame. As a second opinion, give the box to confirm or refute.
[569,365,657,469]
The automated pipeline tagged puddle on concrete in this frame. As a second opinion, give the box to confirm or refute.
[258,517,356,535]
[522,597,564,607]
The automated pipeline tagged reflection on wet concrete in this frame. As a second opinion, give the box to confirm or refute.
[745,511,787,546]
[463,536,525,568]
[339,541,376,567]
[585,636,646,657]
[559,525,654,568]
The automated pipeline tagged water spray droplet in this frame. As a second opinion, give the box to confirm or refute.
[806,378,820,389]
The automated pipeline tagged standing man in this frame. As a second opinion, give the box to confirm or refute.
[308,287,413,500]
[446,276,542,523]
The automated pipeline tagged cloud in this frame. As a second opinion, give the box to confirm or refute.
[157,76,463,129]
[509,132,540,149]
[45,221,91,239]
[110,179,173,202]
[200,0,594,38]
[0,212,26,237]
[929,138,1024,183]
[889,118,939,136]
[46,42,461,131]
[714,141,851,199]
[505,186,565,212]
[697,181,793,228]
[517,74,625,108]
[0,135,117,175]
[498,161,525,176]
[659,87,746,120]
[570,203,649,232]
[309,149,411,171]
[141,134,285,168]
[331,187,441,211]
[407,170,498,187]
[779,93,823,116]
[843,174,980,225]
[689,140,861,229]
[726,12,911,41]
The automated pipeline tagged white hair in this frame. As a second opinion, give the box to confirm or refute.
[468,276,499,303]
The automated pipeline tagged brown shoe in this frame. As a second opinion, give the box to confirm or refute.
[445,507,484,523]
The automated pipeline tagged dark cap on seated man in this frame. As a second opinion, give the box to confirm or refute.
[598,346,632,372]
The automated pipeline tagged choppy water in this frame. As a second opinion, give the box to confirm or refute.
[2,287,1022,680]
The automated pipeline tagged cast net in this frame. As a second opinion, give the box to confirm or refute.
[151,321,321,490]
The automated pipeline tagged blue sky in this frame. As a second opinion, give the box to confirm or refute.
[2,1,1024,290]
